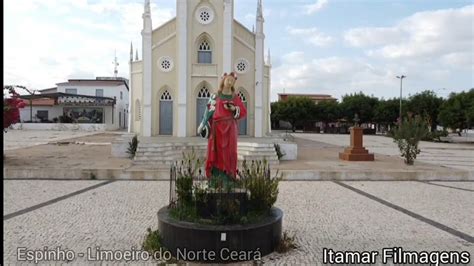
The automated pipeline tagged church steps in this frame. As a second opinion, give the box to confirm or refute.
[133,140,280,168]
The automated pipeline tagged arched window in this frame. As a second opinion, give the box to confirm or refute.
[160,90,172,101]
[237,91,247,103]
[198,39,212,64]
[135,99,141,121]
[159,89,173,135]
[197,85,211,98]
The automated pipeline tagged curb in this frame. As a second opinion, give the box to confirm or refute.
[278,169,474,181]
[4,168,474,181]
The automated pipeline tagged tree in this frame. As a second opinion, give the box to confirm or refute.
[374,98,400,128]
[314,100,340,127]
[270,101,284,129]
[406,90,444,131]
[438,89,474,135]
[3,85,26,131]
[278,96,315,132]
[339,92,378,124]
[391,114,429,165]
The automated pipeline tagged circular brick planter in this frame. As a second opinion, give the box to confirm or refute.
[157,206,283,263]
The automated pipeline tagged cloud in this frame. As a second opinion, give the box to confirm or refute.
[305,0,328,15]
[287,26,334,47]
[344,5,474,62]
[4,0,174,90]
[270,50,470,101]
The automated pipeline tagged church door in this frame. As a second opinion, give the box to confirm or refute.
[196,86,211,135]
[238,91,247,135]
[159,90,173,135]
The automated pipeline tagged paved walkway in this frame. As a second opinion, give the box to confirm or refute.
[3,180,473,265]
[3,130,104,151]
[4,131,473,180]
[293,133,474,171]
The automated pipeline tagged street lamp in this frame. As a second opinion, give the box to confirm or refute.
[396,75,406,122]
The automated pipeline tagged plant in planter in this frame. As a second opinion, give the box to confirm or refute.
[126,135,139,159]
[169,154,281,225]
[274,143,286,160]
[240,160,280,213]
[391,114,429,165]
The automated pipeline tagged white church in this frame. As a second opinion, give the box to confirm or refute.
[128,0,271,138]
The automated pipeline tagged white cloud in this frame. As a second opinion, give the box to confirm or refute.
[287,26,334,47]
[344,5,474,62]
[305,0,328,15]
[4,0,174,91]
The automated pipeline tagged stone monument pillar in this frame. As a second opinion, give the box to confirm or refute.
[339,127,375,161]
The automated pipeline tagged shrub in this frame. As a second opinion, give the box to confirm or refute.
[142,228,165,254]
[276,231,298,253]
[59,115,73,123]
[126,135,139,159]
[422,129,449,142]
[391,115,429,165]
[176,175,193,206]
[274,143,286,160]
[240,160,280,212]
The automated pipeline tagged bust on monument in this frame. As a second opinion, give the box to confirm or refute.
[339,113,374,161]
[197,72,247,188]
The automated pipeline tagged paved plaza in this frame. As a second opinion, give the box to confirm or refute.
[293,133,474,171]
[3,179,473,265]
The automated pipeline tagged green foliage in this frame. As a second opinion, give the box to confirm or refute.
[276,231,298,253]
[178,147,204,178]
[240,160,280,213]
[126,135,139,159]
[142,228,165,254]
[278,96,316,132]
[438,89,474,135]
[406,90,444,131]
[58,115,73,123]
[169,203,198,222]
[274,143,286,160]
[176,175,193,206]
[270,101,285,129]
[340,92,379,123]
[313,100,340,124]
[422,129,449,142]
[391,115,429,165]
[374,98,400,126]
[89,172,97,180]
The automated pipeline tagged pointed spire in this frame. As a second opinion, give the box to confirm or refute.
[252,24,255,33]
[130,42,134,62]
[144,0,150,14]
[142,0,152,32]
[257,0,263,20]
[135,49,139,61]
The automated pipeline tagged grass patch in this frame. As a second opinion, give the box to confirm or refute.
[276,231,298,253]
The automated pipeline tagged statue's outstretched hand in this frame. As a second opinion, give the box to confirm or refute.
[197,123,203,134]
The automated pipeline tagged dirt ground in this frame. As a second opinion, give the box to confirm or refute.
[4,133,132,170]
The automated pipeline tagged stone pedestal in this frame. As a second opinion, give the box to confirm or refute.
[339,127,374,161]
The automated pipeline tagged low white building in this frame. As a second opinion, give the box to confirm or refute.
[19,78,129,130]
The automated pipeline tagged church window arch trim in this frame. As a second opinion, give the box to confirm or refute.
[160,90,173,101]
[196,34,214,64]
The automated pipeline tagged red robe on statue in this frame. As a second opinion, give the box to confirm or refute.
[205,93,247,179]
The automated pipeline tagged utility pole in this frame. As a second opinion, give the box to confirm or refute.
[396,75,406,122]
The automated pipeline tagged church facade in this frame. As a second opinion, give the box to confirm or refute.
[128,0,271,137]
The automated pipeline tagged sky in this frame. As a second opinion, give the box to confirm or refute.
[4,0,474,102]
